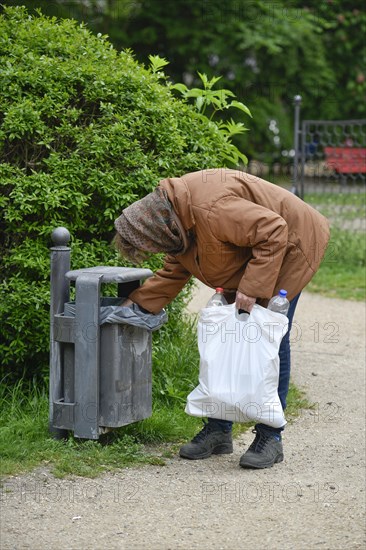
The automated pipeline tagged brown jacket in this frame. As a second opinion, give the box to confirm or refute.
[130,169,330,313]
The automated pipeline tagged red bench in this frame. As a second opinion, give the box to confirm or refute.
[324,147,366,174]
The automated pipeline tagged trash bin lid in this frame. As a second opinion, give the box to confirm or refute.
[65,266,153,283]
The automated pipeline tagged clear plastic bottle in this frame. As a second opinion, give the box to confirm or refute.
[206,287,228,307]
[267,289,290,316]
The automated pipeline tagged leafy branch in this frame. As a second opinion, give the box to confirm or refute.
[148,57,251,166]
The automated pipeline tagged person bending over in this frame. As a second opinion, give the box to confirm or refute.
[113,168,330,469]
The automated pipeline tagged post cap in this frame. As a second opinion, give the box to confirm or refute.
[51,227,70,246]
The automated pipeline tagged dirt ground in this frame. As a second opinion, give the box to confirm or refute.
[1,285,365,550]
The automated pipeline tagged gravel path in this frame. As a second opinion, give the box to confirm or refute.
[1,286,365,550]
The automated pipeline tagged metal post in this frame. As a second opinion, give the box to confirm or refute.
[49,226,71,438]
[73,273,102,439]
[291,95,302,196]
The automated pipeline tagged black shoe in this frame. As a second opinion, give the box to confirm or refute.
[179,421,233,460]
[239,426,284,469]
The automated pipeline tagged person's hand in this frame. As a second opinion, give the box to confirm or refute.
[235,291,256,313]
[119,298,134,307]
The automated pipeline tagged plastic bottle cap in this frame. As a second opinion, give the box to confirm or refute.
[215,287,224,293]
[279,289,287,297]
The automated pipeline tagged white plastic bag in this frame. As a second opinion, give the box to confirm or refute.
[185,303,289,428]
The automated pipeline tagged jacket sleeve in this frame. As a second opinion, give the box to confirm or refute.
[208,195,288,299]
[128,254,192,313]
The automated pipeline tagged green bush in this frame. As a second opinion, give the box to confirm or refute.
[0,7,235,379]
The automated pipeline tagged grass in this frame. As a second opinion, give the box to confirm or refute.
[0,317,202,478]
[0,376,308,479]
[304,191,365,223]
[0,380,164,479]
[305,197,365,301]
[307,264,365,301]
[0,316,205,478]
[0,313,311,479]
[1,192,364,479]
[304,191,365,207]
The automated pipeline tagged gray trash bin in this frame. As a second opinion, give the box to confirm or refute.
[49,228,163,440]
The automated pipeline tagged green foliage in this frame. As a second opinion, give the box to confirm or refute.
[148,56,251,165]
[301,0,366,118]
[303,192,366,301]
[0,379,164,477]
[152,313,199,405]
[307,226,365,301]
[171,72,251,119]
[100,0,336,158]
[169,66,251,164]
[3,1,364,159]
[0,7,239,379]
[148,54,170,74]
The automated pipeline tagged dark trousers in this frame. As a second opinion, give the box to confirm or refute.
[208,293,301,433]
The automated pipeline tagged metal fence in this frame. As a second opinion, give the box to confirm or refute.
[292,97,366,232]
